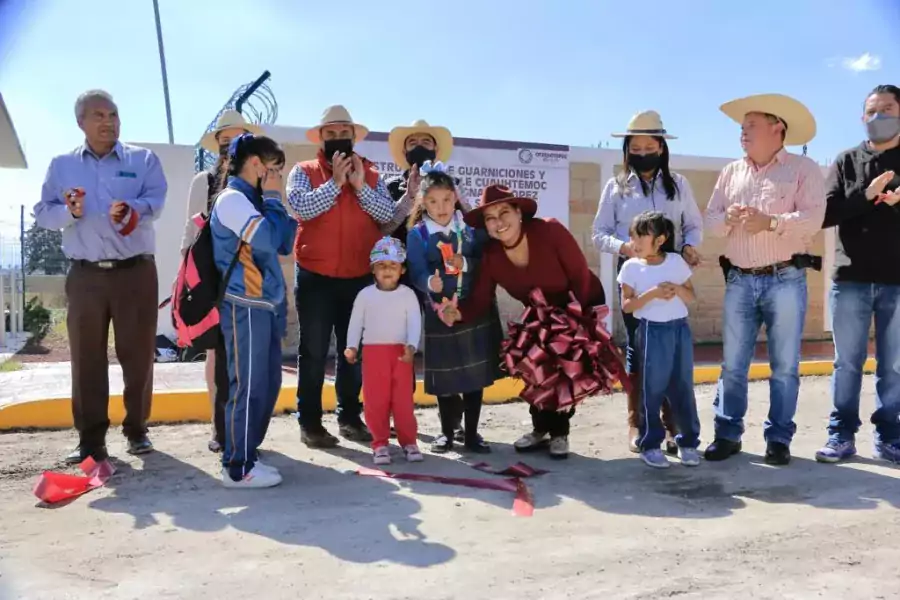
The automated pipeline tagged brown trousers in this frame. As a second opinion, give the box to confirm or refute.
[66,257,158,449]
[626,374,677,435]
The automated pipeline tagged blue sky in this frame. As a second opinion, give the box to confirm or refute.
[0,0,898,254]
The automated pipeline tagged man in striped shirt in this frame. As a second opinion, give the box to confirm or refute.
[703,94,826,466]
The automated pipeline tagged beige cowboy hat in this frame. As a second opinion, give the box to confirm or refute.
[611,110,677,139]
[720,93,816,146]
[200,110,261,152]
[388,119,454,169]
[306,105,369,144]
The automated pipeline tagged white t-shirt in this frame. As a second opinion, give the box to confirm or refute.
[347,284,422,349]
[617,253,693,322]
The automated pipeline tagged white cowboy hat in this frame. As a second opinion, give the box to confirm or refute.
[305,105,369,144]
[720,93,816,146]
[388,119,454,169]
[200,110,261,152]
[611,110,677,139]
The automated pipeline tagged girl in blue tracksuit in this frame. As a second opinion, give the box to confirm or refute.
[210,133,298,488]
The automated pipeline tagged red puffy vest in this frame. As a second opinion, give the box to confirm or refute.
[292,150,382,278]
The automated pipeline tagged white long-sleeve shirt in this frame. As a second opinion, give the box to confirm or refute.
[346,284,422,350]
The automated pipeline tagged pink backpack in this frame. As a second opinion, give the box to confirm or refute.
[160,213,240,349]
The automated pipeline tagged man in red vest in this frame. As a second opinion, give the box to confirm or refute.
[286,105,395,447]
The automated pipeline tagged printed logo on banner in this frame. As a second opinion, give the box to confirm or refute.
[518,148,568,167]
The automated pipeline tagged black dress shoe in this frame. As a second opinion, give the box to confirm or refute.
[338,422,374,443]
[300,426,339,448]
[704,438,742,461]
[65,445,109,465]
[764,442,791,465]
[464,434,491,454]
[127,436,154,455]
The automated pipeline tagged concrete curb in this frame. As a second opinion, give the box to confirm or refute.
[0,359,876,431]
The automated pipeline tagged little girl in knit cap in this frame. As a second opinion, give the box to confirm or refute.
[345,236,423,464]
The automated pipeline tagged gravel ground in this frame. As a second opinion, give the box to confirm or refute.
[0,376,898,600]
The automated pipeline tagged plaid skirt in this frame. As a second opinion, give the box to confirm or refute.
[423,303,504,396]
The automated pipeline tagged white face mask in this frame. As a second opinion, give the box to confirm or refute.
[866,113,900,144]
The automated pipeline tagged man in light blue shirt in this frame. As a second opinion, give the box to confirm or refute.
[33,89,167,464]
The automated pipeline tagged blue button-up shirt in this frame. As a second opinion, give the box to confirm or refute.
[592,170,703,256]
[34,141,167,261]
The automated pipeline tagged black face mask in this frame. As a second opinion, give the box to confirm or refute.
[405,145,437,169]
[323,138,354,160]
[628,152,662,173]
[218,142,230,157]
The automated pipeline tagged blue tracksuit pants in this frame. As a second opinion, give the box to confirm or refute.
[635,317,701,451]
[220,300,282,481]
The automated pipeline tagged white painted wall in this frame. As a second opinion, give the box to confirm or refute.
[137,142,196,338]
[140,133,835,338]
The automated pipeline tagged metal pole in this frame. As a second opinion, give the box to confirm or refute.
[152,0,175,144]
[19,204,25,301]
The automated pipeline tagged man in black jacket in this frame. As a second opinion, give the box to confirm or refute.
[817,84,900,465]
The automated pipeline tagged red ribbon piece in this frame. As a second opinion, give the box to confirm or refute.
[356,461,547,517]
[500,289,631,412]
[33,457,116,505]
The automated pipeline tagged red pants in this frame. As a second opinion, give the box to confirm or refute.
[363,344,417,449]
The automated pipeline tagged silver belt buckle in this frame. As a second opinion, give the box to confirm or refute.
[97,260,114,269]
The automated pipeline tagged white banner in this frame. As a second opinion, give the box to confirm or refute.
[354,138,571,227]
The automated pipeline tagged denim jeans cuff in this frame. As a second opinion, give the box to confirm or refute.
[764,435,793,446]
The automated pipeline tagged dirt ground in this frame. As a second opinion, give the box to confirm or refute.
[0,376,898,600]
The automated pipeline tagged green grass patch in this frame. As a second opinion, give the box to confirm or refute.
[0,360,24,372]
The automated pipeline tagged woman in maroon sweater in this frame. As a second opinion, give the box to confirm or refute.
[440,185,609,459]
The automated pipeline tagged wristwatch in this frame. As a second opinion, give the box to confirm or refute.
[768,216,778,232]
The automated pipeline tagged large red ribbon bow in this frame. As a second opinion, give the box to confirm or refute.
[500,288,631,412]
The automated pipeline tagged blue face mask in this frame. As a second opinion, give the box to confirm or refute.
[865,113,900,144]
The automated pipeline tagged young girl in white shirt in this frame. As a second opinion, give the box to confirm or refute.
[345,236,423,465]
[617,211,701,469]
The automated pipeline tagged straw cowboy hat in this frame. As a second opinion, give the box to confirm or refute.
[306,105,369,144]
[720,93,816,146]
[388,119,454,169]
[200,110,261,152]
[464,184,538,229]
[611,110,677,139]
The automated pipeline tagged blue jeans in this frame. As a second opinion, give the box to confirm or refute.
[828,281,900,444]
[636,318,700,450]
[713,266,807,445]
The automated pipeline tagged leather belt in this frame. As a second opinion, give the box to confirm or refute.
[732,260,793,276]
[71,255,153,271]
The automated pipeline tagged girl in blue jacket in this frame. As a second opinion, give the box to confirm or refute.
[406,163,502,453]
[211,133,298,488]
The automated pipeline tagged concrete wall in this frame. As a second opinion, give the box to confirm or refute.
[144,140,833,353]
[23,274,66,309]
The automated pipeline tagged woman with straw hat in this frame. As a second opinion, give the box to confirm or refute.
[179,109,260,453]
[591,110,703,455]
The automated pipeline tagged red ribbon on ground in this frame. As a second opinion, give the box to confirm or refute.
[501,289,631,412]
[356,461,547,517]
[33,457,116,505]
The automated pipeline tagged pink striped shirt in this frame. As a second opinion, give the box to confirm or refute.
[705,149,826,269]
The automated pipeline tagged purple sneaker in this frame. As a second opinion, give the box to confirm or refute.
[873,442,900,464]
[815,440,857,463]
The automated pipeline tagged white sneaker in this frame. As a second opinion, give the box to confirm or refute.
[514,431,549,451]
[254,459,280,475]
[679,447,701,467]
[404,445,424,462]
[221,466,282,489]
[373,446,391,465]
